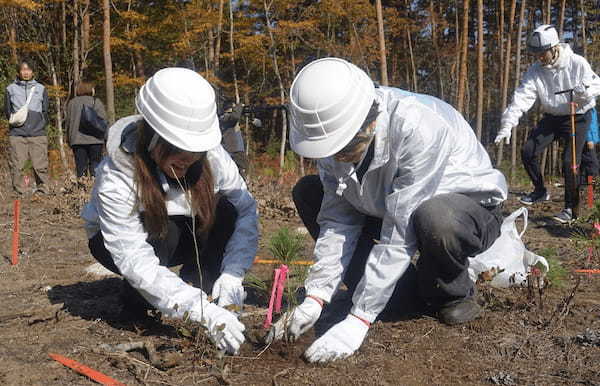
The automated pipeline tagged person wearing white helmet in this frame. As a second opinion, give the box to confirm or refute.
[266,58,507,363]
[81,68,258,355]
[496,24,600,223]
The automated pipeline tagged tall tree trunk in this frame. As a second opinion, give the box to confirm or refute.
[430,0,444,99]
[454,0,460,105]
[8,18,18,65]
[544,0,551,24]
[375,0,388,86]
[134,50,145,78]
[571,1,577,48]
[475,0,484,140]
[73,0,80,88]
[580,0,587,57]
[558,0,566,36]
[407,27,417,92]
[208,28,215,70]
[263,0,288,175]
[496,0,516,167]
[61,0,67,53]
[102,0,115,124]
[541,148,548,179]
[511,0,526,181]
[229,0,240,103]
[498,0,505,114]
[81,0,90,75]
[215,0,225,71]
[456,0,469,113]
[551,141,559,180]
[50,62,69,173]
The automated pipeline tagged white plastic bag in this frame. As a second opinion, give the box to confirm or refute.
[9,86,36,127]
[468,207,549,288]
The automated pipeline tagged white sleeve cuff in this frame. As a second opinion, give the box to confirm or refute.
[306,288,335,304]
[350,305,377,323]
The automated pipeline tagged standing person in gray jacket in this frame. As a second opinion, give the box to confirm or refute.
[66,82,107,178]
[4,59,50,195]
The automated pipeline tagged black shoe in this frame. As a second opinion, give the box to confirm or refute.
[552,208,574,224]
[519,189,550,205]
[439,298,482,325]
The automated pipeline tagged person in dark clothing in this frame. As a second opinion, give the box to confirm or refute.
[66,82,107,178]
[219,102,248,177]
[5,59,50,195]
[175,58,248,176]
[581,107,600,181]
[497,25,600,223]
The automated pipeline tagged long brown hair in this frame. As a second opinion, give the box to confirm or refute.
[75,82,95,96]
[132,121,216,240]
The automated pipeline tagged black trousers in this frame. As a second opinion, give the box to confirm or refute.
[581,144,599,178]
[72,144,103,178]
[88,197,238,306]
[292,175,503,309]
[521,111,591,208]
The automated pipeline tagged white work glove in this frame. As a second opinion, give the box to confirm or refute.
[265,296,323,343]
[573,83,589,105]
[211,273,246,308]
[304,315,369,363]
[494,125,512,145]
[197,302,245,355]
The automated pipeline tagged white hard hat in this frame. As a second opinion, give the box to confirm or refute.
[289,58,376,159]
[527,25,559,54]
[135,67,221,152]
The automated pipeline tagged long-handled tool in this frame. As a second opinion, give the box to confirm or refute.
[555,88,580,219]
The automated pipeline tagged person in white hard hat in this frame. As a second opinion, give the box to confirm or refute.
[81,68,258,355]
[496,24,600,223]
[266,57,508,363]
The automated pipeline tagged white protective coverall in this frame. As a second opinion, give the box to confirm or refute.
[305,87,508,323]
[502,43,600,132]
[81,115,258,321]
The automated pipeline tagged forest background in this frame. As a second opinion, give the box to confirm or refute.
[1,0,599,181]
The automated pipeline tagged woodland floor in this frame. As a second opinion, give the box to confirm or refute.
[1,162,600,385]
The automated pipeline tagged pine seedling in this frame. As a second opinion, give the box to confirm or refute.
[268,227,305,265]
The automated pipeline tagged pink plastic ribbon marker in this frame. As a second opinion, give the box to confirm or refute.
[263,268,281,329]
[274,264,289,313]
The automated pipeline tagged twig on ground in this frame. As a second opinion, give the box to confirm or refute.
[98,340,182,370]
[236,339,274,360]
[272,368,290,386]
[0,303,63,324]
[545,277,581,328]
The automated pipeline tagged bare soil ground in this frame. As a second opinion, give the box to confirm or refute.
[1,166,599,385]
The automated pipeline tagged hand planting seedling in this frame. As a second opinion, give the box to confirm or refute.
[257,227,311,341]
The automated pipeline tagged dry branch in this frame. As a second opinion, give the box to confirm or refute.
[99,341,182,370]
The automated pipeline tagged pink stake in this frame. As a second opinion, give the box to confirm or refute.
[274,265,289,313]
[263,268,281,329]
[594,222,600,236]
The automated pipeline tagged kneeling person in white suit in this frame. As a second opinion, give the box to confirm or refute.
[267,58,508,362]
[82,68,258,355]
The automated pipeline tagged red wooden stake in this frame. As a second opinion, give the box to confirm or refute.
[588,176,594,209]
[49,353,125,385]
[11,199,20,266]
